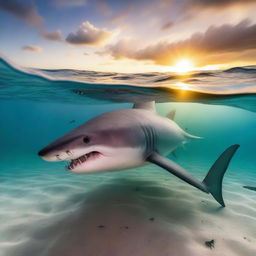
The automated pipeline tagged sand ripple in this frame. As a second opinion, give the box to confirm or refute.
[0,164,255,256]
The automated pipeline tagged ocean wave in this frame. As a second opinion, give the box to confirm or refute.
[224,66,256,74]
[0,55,256,112]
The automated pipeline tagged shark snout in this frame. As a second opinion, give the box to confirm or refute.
[38,141,75,162]
[38,147,64,161]
[38,147,73,162]
[38,148,49,157]
[38,135,88,162]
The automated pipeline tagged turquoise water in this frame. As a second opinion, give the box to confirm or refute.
[0,57,256,255]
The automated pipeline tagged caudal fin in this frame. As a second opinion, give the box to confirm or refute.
[203,144,240,207]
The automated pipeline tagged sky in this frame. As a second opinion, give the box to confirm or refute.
[0,0,256,72]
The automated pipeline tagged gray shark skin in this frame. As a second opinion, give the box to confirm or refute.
[38,101,239,206]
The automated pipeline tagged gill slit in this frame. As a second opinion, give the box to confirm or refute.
[141,125,156,158]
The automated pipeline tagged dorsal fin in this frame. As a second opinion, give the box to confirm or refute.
[167,109,176,120]
[133,101,156,112]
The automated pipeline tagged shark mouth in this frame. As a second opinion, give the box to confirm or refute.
[67,151,101,170]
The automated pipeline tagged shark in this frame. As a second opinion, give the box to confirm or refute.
[38,101,239,207]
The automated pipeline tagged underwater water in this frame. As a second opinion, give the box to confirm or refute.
[0,56,256,256]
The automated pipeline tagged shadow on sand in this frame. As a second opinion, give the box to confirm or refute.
[8,177,220,256]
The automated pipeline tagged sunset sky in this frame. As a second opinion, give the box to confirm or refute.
[1,0,256,72]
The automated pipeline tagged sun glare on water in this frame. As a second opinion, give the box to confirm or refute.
[175,82,188,90]
[173,59,194,73]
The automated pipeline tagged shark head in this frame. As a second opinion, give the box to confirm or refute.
[38,113,146,173]
[39,133,104,173]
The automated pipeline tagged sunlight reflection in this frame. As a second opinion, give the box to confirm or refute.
[175,82,189,90]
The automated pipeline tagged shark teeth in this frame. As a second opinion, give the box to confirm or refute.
[67,151,100,170]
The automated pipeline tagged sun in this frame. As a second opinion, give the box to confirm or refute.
[174,59,194,73]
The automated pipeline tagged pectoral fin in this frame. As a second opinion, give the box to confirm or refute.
[147,152,208,193]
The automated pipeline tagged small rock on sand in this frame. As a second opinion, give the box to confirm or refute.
[205,239,215,249]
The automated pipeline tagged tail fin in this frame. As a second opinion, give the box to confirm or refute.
[203,144,240,207]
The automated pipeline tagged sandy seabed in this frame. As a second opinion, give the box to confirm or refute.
[0,163,255,256]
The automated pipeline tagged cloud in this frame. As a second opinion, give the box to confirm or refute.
[160,0,255,11]
[102,20,256,66]
[107,4,134,25]
[53,0,87,7]
[40,29,62,41]
[66,21,113,46]
[149,0,256,32]
[189,0,256,9]
[95,0,112,16]
[100,39,138,59]
[161,22,173,30]
[22,45,43,52]
[0,0,42,25]
[0,0,63,43]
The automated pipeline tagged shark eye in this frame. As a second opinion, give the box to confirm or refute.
[83,136,90,144]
